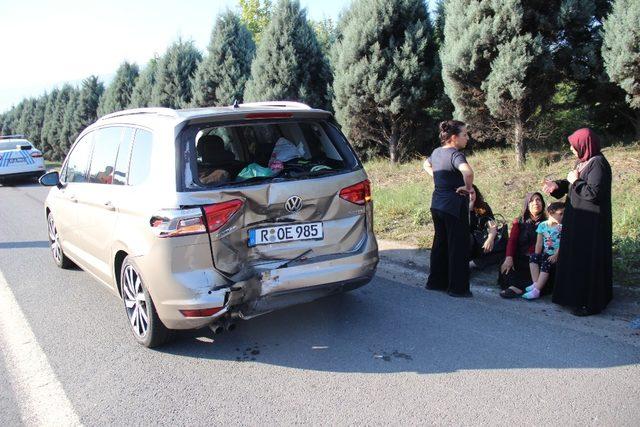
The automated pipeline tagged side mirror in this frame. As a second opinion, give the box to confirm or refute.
[39,171,60,187]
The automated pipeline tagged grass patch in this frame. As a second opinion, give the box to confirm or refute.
[45,160,62,169]
[366,143,640,285]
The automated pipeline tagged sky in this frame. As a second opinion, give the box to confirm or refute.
[0,0,351,113]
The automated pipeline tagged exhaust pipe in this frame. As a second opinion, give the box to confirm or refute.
[223,320,236,332]
[209,322,224,335]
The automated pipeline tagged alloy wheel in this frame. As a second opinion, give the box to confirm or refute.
[122,265,149,338]
[47,215,63,265]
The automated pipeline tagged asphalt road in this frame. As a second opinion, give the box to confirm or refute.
[1,182,639,426]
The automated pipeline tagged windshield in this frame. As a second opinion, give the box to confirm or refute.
[183,119,359,188]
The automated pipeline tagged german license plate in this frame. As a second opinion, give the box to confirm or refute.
[248,222,323,247]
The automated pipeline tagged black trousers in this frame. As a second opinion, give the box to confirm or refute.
[427,207,470,294]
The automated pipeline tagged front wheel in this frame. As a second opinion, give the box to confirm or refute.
[121,256,172,348]
[47,212,74,269]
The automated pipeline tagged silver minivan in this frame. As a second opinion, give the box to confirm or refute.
[40,102,378,347]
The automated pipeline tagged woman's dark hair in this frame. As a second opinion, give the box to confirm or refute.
[471,184,492,216]
[439,120,466,145]
[521,192,547,222]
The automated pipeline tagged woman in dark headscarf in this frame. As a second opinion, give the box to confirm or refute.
[542,128,613,316]
[498,192,548,298]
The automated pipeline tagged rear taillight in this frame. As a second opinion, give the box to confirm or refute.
[150,199,243,238]
[180,307,224,317]
[339,179,372,205]
[31,151,43,158]
[203,199,243,232]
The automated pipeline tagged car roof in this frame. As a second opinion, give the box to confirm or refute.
[95,102,332,128]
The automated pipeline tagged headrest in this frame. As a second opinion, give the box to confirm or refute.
[197,134,234,164]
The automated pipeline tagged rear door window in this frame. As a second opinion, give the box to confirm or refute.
[128,129,153,186]
[88,127,122,184]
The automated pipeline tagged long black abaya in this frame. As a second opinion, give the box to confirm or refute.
[551,154,613,313]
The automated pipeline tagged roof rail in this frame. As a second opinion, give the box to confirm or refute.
[0,134,26,139]
[98,107,179,121]
[239,101,312,110]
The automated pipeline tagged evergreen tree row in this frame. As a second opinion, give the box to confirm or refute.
[1,0,638,165]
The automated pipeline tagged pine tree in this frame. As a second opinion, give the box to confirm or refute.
[60,90,80,155]
[16,98,36,140]
[312,18,336,61]
[191,11,255,107]
[151,39,202,108]
[332,0,438,162]
[441,0,557,167]
[433,0,446,49]
[130,56,159,108]
[40,89,60,157]
[239,0,272,44]
[30,95,48,149]
[97,62,139,116]
[76,76,104,132]
[42,85,75,161]
[602,0,640,138]
[244,0,332,110]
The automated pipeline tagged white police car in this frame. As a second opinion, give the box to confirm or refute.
[0,135,45,183]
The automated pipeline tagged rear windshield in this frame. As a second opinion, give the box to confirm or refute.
[0,140,31,150]
[182,119,360,189]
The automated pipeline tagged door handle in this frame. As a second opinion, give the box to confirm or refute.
[103,201,115,211]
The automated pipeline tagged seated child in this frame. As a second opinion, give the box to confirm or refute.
[523,202,565,300]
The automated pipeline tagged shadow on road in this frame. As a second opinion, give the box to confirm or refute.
[157,276,640,374]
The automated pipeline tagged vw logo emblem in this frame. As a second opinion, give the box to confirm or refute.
[285,196,303,213]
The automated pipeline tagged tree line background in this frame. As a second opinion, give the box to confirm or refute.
[0,0,638,167]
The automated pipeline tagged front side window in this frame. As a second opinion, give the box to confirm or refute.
[63,132,94,183]
[128,129,153,186]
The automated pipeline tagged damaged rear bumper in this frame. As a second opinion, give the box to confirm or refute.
[150,234,378,330]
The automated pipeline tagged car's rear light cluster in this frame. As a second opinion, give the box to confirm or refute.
[150,199,244,238]
[179,307,223,317]
[30,151,43,158]
[339,179,372,205]
[204,199,243,232]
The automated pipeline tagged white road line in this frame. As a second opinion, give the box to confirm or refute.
[0,269,81,426]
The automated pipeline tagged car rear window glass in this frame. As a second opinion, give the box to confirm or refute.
[0,141,30,150]
[64,133,94,183]
[128,129,153,186]
[187,120,358,188]
[88,127,122,184]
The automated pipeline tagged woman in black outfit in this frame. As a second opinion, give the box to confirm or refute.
[543,128,613,316]
[469,185,505,270]
[498,192,548,298]
[423,120,474,297]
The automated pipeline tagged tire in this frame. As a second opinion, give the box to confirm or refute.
[47,212,74,269]
[120,256,172,348]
